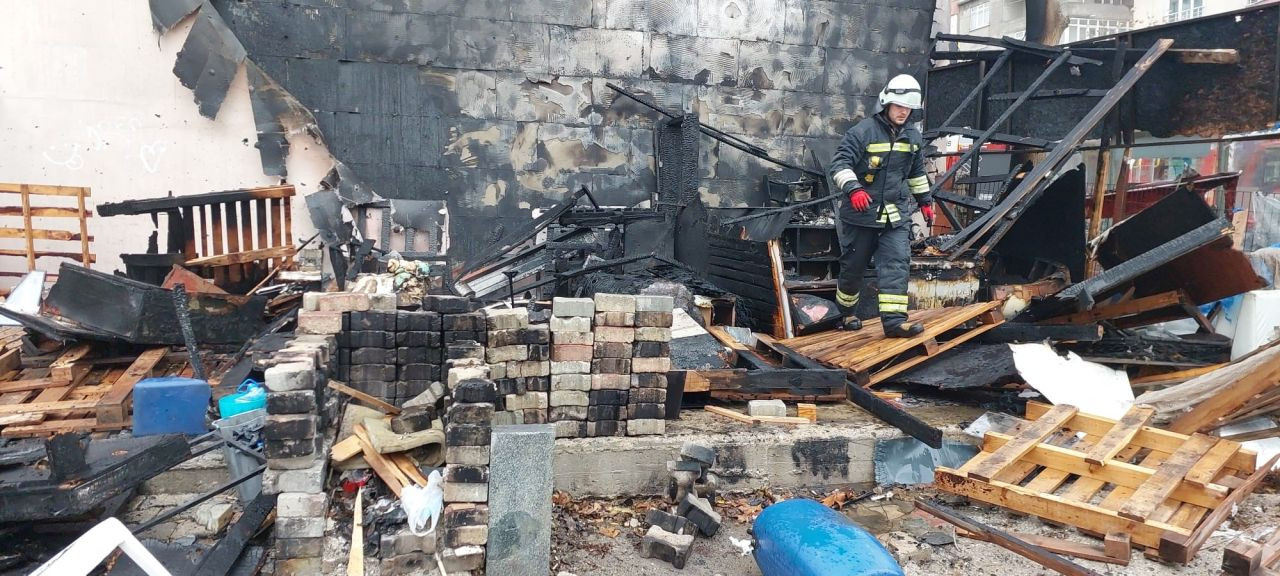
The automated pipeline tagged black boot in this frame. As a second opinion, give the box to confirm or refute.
[884,322,924,338]
[841,316,863,331]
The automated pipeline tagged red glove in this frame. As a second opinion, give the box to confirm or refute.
[850,189,871,212]
[920,204,934,222]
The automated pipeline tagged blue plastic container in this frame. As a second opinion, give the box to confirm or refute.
[218,379,266,418]
[133,377,211,436]
[752,498,905,576]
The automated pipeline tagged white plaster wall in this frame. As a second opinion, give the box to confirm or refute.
[0,1,330,290]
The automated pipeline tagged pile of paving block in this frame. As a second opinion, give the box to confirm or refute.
[332,309,440,406]
[642,442,722,569]
[548,293,675,438]
[485,307,551,425]
[439,378,496,573]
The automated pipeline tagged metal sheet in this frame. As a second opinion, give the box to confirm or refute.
[874,437,979,485]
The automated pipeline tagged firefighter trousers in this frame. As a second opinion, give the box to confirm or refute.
[834,222,910,330]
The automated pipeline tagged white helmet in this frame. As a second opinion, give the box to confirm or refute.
[879,74,923,110]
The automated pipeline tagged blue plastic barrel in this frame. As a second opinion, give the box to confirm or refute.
[753,498,905,576]
[133,377,210,436]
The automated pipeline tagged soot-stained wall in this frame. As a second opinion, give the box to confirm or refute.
[213,0,934,259]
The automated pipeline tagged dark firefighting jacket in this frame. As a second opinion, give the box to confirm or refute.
[828,112,932,228]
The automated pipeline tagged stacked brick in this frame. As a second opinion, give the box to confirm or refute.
[335,310,397,404]
[629,295,674,436]
[259,327,338,575]
[440,378,495,574]
[549,297,595,439]
[392,310,443,404]
[589,293,636,437]
[485,307,550,426]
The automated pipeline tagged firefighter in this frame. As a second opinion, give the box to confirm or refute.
[828,74,934,337]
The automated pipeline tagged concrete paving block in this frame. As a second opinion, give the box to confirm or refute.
[589,389,629,405]
[513,360,550,377]
[748,399,787,418]
[453,376,496,401]
[296,310,343,334]
[592,341,632,358]
[593,293,636,313]
[550,405,588,420]
[443,503,490,529]
[554,420,588,438]
[550,316,591,333]
[486,345,530,363]
[632,373,668,388]
[587,404,623,421]
[593,311,635,327]
[276,516,325,539]
[302,292,321,311]
[635,311,674,327]
[640,525,694,568]
[632,357,671,373]
[488,424,555,576]
[634,327,672,342]
[446,445,491,466]
[268,390,316,415]
[523,325,551,345]
[629,386,667,404]
[447,402,495,425]
[528,344,550,362]
[677,493,721,536]
[505,392,549,411]
[276,557,322,575]
[552,330,594,345]
[443,481,489,503]
[277,537,324,559]
[379,552,429,575]
[440,545,486,572]
[489,362,508,380]
[632,341,670,358]
[368,292,398,310]
[443,524,490,547]
[591,358,631,374]
[278,492,328,518]
[196,501,235,534]
[590,374,630,391]
[523,409,548,424]
[493,410,521,426]
[265,362,315,392]
[680,442,717,467]
[551,360,592,374]
[552,297,595,317]
[627,418,667,436]
[487,328,522,348]
[594,326,635,343]
[646,508,695,536]
[445,464,491,484]
[486,307,530,331]
[549,390,590,406]
[381,527,437,556]
[315,292,371,312]
[445,424,492,446]
[551,373,592,391]
[551,344,594,362]
[627,403,665,420]
[635,294,675,312]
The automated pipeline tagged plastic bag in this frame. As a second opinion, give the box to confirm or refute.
[401,470,444,536]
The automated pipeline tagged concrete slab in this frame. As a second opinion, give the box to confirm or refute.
[553,400,982,497]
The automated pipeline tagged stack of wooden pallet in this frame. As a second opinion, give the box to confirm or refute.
[937,400,1277,564]
[0,343,189,437]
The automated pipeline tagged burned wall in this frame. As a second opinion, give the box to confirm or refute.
[210,0,934,260]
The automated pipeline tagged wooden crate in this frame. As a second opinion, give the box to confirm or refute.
[936,401,1277,564]
[779,301,1004,387]
[0,346,182,437]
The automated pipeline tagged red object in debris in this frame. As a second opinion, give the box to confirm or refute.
[341,471,371,494]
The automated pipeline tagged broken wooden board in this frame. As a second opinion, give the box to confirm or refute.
[779,301,1004,387]
[936,400,1263,563]
[704,405,811,426]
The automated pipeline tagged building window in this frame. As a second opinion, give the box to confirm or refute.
[968,2,991,30]
[1166,0,1204,22]
[1064,18,1130,42]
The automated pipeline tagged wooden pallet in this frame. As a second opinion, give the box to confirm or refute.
[936,401,1277,564]
[779,301,1004,387]
[0,346,182,437]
